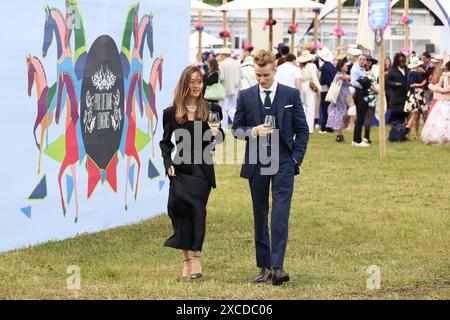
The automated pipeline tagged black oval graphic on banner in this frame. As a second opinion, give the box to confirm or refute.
[80,35,124,170]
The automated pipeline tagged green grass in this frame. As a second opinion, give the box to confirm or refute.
[1,128,449,299]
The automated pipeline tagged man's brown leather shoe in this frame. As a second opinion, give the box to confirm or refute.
[254,268,272,283]
[272,268,289,285]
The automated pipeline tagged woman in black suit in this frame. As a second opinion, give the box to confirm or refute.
[386,53,410,123]
[160,65,224,280]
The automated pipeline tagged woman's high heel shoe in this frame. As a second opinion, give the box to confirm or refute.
[191,255,203,279]
[178,258,192,281]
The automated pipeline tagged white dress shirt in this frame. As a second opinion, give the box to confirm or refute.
[259,81,278,106]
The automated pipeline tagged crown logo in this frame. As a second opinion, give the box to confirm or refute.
[91,65,116,91]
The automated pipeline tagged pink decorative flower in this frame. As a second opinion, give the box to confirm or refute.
[263,18,277,31]
[402,47,412,56]
[242,42,254,52]
[402,15,413,24]
[219,28,231,38]
[332,27,344,37]
[288,23,298,34]
[194,22,205,32]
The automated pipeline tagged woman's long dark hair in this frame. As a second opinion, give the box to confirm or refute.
[336,59,347,72]
[173,66,209,125]
[208,58,218,74]
[392,53,406,69]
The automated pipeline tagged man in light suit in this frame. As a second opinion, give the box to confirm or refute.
[232,50,309,285]
[219,47,243,132]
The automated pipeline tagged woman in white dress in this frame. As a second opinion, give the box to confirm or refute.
[298,50,321,134]
[421,60,450,145]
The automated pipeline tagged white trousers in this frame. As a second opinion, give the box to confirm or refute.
[301,83,317,134]
[220,94,238,132]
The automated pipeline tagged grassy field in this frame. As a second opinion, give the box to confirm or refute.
[0,128,449,299]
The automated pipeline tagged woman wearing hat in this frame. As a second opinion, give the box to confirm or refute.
[160,65,224,280]
[404,56,428,139]
[298,50,321,134]
[318,48,336,133]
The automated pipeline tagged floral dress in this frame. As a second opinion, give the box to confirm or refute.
[367,70,377,109]
[404,70,427,113]
[326,72,351,130]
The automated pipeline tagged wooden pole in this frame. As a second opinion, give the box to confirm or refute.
[291,9,296,53]
[404,0,409,50]
[313,0,319,42]
[337,0,342,49]
[197,9,203,63]
[247,10,252,45]
[378,35,386,159]
[269,8,273,51]
[223,0,228,48]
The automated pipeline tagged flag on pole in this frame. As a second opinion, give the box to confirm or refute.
[356,0,374,51]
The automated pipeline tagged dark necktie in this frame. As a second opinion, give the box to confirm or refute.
[264,90,271,109]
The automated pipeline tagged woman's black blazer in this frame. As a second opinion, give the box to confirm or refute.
[386,67,410,114]
[159,103,224,188]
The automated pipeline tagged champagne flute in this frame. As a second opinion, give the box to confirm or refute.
[263,115,276,146]
[208,111,221,130]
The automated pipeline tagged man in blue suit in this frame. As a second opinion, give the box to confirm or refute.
[232,50,309,285]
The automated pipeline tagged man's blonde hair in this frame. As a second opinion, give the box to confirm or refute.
[253,50,276,67]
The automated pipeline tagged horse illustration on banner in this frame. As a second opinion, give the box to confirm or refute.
[26,0,163,223]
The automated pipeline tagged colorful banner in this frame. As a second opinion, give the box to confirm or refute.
[0,0,189,252]
[368,0,391,33]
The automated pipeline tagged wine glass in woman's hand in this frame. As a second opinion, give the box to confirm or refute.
[208,111,221,136]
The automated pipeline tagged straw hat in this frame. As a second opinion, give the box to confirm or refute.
[220,47,231,55]
[318,47,334,62]
[297,50,316,63]
[408,56,424,69]
[431,54,444,63]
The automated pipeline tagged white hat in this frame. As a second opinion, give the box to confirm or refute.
[318,47,334,62]
[348,48,362,56]
[431,54,444,63]
[408,56,424,69]
[220,47,231,55]
[297,50,316,63]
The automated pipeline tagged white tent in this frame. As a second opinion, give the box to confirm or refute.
[191,0,217,12]
[423,0,450,27]
[189,32,227,48]
[320,0,449,27]
[216,0,324,50]
[216,0,324,11]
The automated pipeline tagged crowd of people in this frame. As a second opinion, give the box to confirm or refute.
[199,43,450,146]
[161,43,449,282]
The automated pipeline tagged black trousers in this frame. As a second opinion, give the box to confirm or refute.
[353,89,369,143]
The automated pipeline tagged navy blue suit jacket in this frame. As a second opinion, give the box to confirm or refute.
[232,83,309,179]
[320,61,336,87]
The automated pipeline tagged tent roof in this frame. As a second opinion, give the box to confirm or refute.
[191,0,217,12]
[189,32,229,48]
[217,0,324,11]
